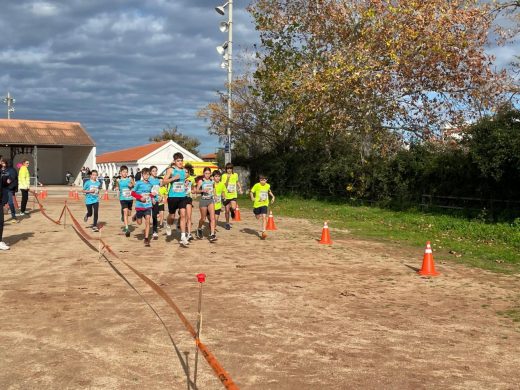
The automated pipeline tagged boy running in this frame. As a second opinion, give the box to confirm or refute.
[196,167,217,242]
[212,170,226,227]
[115,165,134,237]
[163,153,190,247]
[184,165,195,241]
[250,174,275,239]
[149,166,161,240]
[222,163,243,230]
[158,182,168,229]
[131,167,154,246]
[83,170,102,232]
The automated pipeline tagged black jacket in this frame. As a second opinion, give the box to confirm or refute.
[1,167,17,192]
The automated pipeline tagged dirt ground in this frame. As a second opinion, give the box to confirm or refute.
[1,186,520,389]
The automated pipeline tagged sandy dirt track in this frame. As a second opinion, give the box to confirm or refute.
[1,187,520,389]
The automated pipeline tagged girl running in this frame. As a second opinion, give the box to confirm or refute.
[149,166,161,240]
[212,170,226,227]
[196,167,217,242]
[115,166,134,237]
[131,168,154,246]
[82,170,101,232]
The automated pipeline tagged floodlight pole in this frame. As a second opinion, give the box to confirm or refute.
[225,0,233,165]
[3,91,15,119]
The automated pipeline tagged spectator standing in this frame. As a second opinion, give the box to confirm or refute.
[0,158,18,221]
[18,160,30,215]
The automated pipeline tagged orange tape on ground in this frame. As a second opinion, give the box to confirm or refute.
[30,190,66,225]
[59,202,238,389]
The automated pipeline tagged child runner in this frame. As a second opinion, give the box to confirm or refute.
[212,170,226,228]
[82,170,102,232]
[131,167,154,246]
[149,166,161,240]
[222,163,243,230]
[115,165,134,237]
[163,153,190,247]
[250,174,275,239]
[184,165,195,241]
[158,182,168,229]
[196,167,217,241]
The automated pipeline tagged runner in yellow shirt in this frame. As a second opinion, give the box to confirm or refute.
[250,174,275,239]
[212,170,226,228]
[222,163,243,230]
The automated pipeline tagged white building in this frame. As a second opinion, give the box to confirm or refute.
[0,119,96,185]
[95,140,203,178]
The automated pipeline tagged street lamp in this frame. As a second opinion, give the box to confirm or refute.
[2,92,15,119]
[215,1,233,165]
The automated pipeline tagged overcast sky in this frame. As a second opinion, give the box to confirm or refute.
[0,0,259,155]
[0,1,517,155]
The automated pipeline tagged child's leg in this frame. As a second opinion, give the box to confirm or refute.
[262,213,268,232]
[136,217,142,225]
[92,203,99,226]
[152,203,158,233]
[179,208,186,233]
[86,204,93,218]
[186,203,192,233]
[225,202,231,223]
[199,207,208,229]
[208,204,216,234]
[144,215,151,239]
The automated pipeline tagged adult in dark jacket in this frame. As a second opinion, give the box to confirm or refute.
[0,157,12,250]
[0,158,18,220]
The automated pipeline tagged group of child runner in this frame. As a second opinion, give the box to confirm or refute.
[82,152,275,247]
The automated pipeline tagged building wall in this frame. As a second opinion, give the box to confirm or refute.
[63,146,96,185]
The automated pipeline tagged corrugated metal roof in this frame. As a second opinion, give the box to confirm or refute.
[0,119,95,146]
[96,141,169,163]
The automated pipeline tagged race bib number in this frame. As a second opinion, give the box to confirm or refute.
[259,191,268,202]
[141,193,151,203]
[173,182,184,193]
[215,195,222,203]
[227,184,236,193]
[151,185,160,195]
[122,189,131,198]
[90,185,99,194]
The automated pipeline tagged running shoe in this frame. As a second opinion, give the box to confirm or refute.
[0,241,10,250]
[209,234,217,242]
[165,224,172,237]
[230,208,236,219]
[125,228,130,237]
[84,214,88,222]
[225,223,231,230]
[152,232,159,240]
[261,231,268,240]
[144,238,151,247]
[180,237,189,247]
[18,212,25,216]
[92,226,99,232]
[196,228,203,239]
[187,233,194,241]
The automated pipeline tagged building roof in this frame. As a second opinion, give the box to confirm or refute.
[96,141,169,164]
[0,119,95,146]
[201,153,217,160]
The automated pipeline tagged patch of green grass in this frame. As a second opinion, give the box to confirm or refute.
[497,308,520,323]
[253,195,520,274]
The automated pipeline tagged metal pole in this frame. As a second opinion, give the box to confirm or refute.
[193,273,206,386]
[225,0,233,165]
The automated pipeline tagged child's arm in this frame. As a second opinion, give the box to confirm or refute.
[250,189,255,202]
[237,178,243,194]
[269,190,275,204]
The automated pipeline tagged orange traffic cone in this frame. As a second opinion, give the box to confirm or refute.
[68,189,73,199]
[232,205,241,221]
[74,191,79,201]
[418,241,440,277]
[103,191,109,201]
[266,211,277,231]
[318,221,332,244]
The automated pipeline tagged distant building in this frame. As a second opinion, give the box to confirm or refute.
[95,140,202,178]
[0,119,96,185]
[201,153,217,162]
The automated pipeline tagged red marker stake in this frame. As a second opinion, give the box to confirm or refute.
[194,273,206,386]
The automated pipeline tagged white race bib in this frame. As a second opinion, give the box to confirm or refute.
[259,191,268,202]
[227,184,236,193]
[173,182,184,193]
[151,185,160,195]
[90,185,99,194]
[141,193,151,203]
[122,189,131,198]
[215,195,222,203]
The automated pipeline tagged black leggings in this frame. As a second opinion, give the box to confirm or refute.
[152,203,159,233]
[0,204,4,241]
[86,202,99,226]
[21,189,29,213]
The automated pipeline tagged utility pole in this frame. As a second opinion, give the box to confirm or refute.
[2,92,15,119]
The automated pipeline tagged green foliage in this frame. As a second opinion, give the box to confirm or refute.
[149,125,201,155]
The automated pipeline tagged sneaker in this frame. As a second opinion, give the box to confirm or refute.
[152,232,159,240]
[165,224,172,237]
[125,228,130,237]
[0,241,10,250]
[230,208,236,219]
[18,212,25,216]
[84,214,88,222]
[180,237,189,247]
[225,223,231,230]
[92,226,99,232]
[144,238,151,247]
[209,234,217,242]
[187,233,194,241]
[196,228,203,239]
[261,231,267,240]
